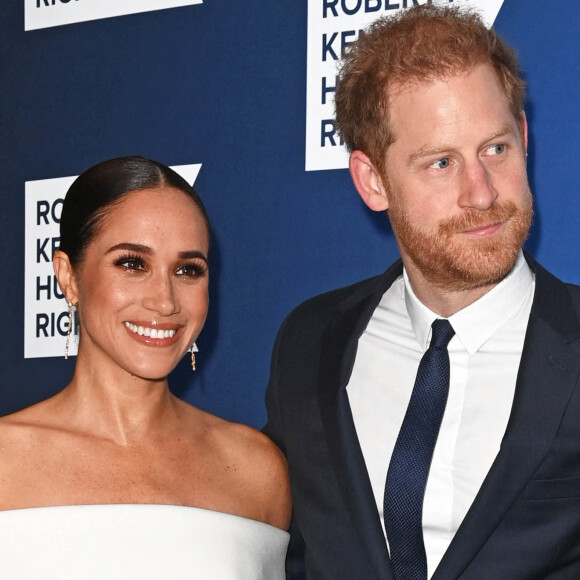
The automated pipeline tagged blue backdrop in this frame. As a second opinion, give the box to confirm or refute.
[2,0,580,428]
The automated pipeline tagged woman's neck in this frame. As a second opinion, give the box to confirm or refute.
[53,354,182,446]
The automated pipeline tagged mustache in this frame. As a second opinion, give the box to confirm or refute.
[439,201,519,235]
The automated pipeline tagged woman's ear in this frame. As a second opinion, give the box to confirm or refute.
[349,150,390,212]
[53,250,79,304]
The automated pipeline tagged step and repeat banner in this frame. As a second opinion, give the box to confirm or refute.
[305,0,504,171]
[24,164,202,359]
[25,0,204,31]
[2,0,580,425]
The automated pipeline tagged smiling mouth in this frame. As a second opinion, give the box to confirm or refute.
[124,322,176,339]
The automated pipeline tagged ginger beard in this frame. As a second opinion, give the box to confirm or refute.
[387,187,533,292]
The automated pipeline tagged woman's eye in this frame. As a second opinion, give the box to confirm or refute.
[176,263,207,278]
[429,157,450,169]
[115,256,146,271]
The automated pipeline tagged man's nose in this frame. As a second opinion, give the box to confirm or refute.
[458,159,498,210]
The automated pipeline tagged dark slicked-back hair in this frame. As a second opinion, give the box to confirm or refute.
[335,4,526,177]
[59,155,210,267]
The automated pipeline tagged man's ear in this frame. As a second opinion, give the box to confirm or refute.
[53,250,79,305]
[521,111,528,155]
[349,150,390,212]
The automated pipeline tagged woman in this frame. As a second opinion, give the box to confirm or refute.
[0,156,291,578]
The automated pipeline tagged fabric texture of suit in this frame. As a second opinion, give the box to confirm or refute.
[264,254,580,579]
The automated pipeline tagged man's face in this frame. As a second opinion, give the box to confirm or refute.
[383,63,532,292]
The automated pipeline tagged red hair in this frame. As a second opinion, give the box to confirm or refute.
[335,5,526,176]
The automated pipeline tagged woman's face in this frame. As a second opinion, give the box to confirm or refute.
[71,186,209,381]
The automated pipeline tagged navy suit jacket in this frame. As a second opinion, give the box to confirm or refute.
[265,255,580,579]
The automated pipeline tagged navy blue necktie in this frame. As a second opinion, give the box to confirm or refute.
[384,319,455,580]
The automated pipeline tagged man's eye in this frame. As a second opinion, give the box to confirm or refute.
[488,144,505,155]
[429,158,450,169]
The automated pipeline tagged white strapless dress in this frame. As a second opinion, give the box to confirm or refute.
[0,504,289,579]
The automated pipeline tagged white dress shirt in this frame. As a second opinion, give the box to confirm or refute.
[346,251,535,577]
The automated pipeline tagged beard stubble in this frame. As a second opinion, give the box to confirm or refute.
[388,190,533,292]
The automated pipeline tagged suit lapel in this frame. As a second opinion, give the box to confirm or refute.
[433,259,580,579]
[317,263,402,580]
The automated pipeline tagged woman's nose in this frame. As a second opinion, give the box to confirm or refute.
[141,274,180,316]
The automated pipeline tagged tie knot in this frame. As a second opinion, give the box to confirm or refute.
[430,319,455,349]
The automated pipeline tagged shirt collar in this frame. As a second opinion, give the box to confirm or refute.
[404,251,535,354]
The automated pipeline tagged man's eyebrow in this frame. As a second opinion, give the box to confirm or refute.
[407,123,515,165]
[407,144,453,165]
[481,123,515,144]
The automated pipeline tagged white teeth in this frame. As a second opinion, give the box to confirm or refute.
[124,322,176,339]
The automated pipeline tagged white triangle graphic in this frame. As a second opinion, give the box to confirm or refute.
[436,0,505,27]
[171,164,202,186]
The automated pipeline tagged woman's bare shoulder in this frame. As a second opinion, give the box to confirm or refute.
[220,420,292,530]
[0,400,64,463]
[0,399,64,504]
[187,405,286,468]
[183,405,291,530]
[0,399,51,432]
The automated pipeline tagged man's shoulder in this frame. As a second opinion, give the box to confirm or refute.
[528,254,580,300]
[527,255,580,335]
[564,280,580,299]
[281,260,402,331]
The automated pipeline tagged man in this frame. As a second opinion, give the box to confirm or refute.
[265,5,580,579]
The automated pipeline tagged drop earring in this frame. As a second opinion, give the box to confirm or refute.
[189,342,199,371]
[64,300,73,359]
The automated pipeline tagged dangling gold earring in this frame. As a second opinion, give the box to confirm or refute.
[189,342,198,371]
[64,300,73,359]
